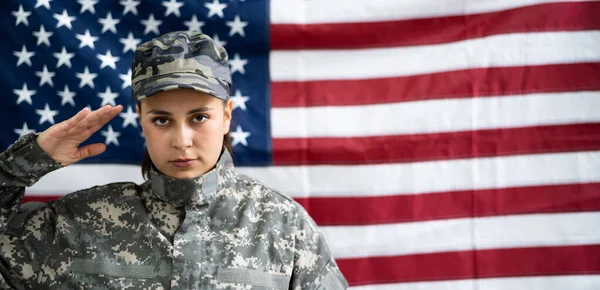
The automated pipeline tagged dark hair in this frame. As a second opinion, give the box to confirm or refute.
[137,100,233,180]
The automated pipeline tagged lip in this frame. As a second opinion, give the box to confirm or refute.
[170,158,197,168]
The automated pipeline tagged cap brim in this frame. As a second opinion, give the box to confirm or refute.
[132,72,229,101]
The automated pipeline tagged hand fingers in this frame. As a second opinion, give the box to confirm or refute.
[77,105,123,137]
[62,107,90,134]
[77,143,107,160]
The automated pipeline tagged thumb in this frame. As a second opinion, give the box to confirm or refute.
[77,143,107,161]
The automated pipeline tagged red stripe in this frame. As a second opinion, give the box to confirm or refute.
[337,245,600,286]
[271,2,600,50]
[271,62,600,108]
[296,182,600,226]
[273,123,600,166]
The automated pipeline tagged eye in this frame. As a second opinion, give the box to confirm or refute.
[192,114,208,123]
[152,117,170,126]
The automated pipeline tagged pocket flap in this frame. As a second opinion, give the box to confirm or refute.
[70,259,154,279]
[217,268,290,289]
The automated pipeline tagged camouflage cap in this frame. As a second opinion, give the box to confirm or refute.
[131,31,231,101]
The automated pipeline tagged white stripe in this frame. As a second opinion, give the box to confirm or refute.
[349,275,600,290]
[27,151,600,198]
[271,0,594,24]
[271,91,600,138]
[270,31,600,81]
[322,212,600,259]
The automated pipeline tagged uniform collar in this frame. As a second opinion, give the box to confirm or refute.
[149,148,235,208]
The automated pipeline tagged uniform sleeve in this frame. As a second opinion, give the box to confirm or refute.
[289,206,349,290]
[0,132,63,289]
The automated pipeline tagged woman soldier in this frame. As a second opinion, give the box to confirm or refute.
[0,31,348,290]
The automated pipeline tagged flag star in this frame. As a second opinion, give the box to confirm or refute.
[53,10,76,30]
[13,45,35,67]
[76,30,99,49]
[162,0,184,17]
[229,53,248,74]
[230,125,250,147]
[101,125,121,146]
[14,123,36,138]
[119,106,138,128]
[13,83,36,105]
[98,86,119,106]
[205,0,227,18]
[120,0,140,16]
[35,0,52,9]
[53,46,75,68]
[33,25,53,47]
[12,5,31,27]
[58,85,76,106]
[97,50,120,70]
[212,34,226,48]
[119,32,141,53]
[35,65,56,87]
[99,12,120,34]
[141,14,163,35]
[76,66,98,89]
[231,90,250,111]
[78,0,98,14]
[184,15,205,32]
[119,69,132,89]
[226,15,248,37]
[36,103,60,125]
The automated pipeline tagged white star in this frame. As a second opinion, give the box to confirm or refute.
[229,53,248,74]
[35,0,52,9]
[57,85,76,106]
[13,45,35,67]
[13,83,36,105]
[212,34,226,48]
[141,14,162,35]
[205,0,227,18]
[98,86,119,106]
[53,46,75,69]
[97,50,120,70]
[120,0,140,16]
[226,15,248,37]
[36,103,60,125]
[119,32,141,53]
[12,5,31,27]
[75,66,98,89]
[53,10,76,30]
[32,25,53,47]
[14,123,36,138]
[119,106,138,128]
[162,0,184,17]
[35,65,55,87]
[184,15,204,32]
[231,90,249,111]
[78,0,98,14]
[99,12,120,34]
[119,69,132,89]
[230,125,250,147]
[101,125,121,146]
[76,30,99,49]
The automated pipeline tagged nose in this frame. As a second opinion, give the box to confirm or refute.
[170,124,193,151]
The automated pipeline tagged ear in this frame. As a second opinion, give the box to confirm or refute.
[223,99,233,134]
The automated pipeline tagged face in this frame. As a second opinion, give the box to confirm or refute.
[137,89,232,179]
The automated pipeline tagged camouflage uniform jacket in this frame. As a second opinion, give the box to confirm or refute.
[0,133,349,290]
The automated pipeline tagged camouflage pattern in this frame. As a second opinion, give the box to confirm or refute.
[0,133,349,289]
[132,31,232,102]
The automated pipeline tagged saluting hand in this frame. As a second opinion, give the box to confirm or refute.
[37,105,124,166]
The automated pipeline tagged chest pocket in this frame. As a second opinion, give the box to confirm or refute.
[217,268,291,290]
[68,259,154,289]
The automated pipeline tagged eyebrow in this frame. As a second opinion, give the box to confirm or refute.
[146,107,213,115]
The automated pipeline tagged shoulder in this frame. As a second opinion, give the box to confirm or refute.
[47,181,144,215]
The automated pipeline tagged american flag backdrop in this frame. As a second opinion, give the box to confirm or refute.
[1,0,600,289]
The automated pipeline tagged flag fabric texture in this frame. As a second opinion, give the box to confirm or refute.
[1,0,600,289]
